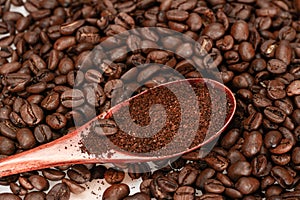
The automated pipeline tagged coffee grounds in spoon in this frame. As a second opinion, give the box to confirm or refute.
[81,80,233,157]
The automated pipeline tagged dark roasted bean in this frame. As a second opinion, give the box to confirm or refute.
[103,183,130,200]
[46,183,70,200]
[20,103,44,126]
[42,169,65,181]
[67,164,91,184]
[28,175,49,191]
[24,191,46,200]
[104,168,125,184]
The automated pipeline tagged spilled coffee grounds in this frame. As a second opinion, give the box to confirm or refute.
[81,80,233,157]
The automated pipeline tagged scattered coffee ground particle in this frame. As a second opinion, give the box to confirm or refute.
[81,81,232,156]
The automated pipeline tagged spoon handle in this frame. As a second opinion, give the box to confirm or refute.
[0,131,88,177]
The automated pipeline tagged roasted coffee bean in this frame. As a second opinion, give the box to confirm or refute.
[90,119,118,136]
[173,186,194,200]
[204,153,229,171]
[220,129,240,149]
[0,136,16,155]
[16,128,36,150]
[0,120,18,139]
[115,12,135,29]
[103,183,130,200]
[19,102,43,126]
[85,69,104,83]
[33,124,52,144]
[46,113,67,130]
[7,181,24,195]
[54,36,76,51]
[228,161,252,181]
[271,166,294,188]
[204,179,225,194]
[216,173,233,188]
[264,130,282,149]
[61,89,85,108]
[166,10,189,22]
[90,165,107,180]
[26,82,47,94]
[0,62,21,75]
[58,57,74,75]
[242,131,263,156]
[157,175,178,192]
[61,178,85,194]
[27,95,44,105]
[243,112,263,131]
[29,54,47,74]
[251,154,271,177]
[235,177,260,195]
[292,147,300,165]
[150,176,173,199]
[231,20,249,42]
[124,192,151,200]
[202,23,225,40]
[287,80,300,96]
[28,175,49,191]
[274,98,293,115]
[267,59,288,75]
[186,13,202,31]
[42,169,65,181]
[196,193,224,200]
[41,92,60,111]
[178,165,198,186]
[238,42,255,61]
[195,168,215,189]
[271,154,291,166]
[76,26,100,44]
[225,188,243,199]
[67,164,91,184]
[0,193,21,200]
[24,191,46,200]
[104,168,125,184]
[46,183,70,200]
[264,106,287,123]
[60,20,85,35]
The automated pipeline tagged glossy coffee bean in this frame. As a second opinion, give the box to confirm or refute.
[235,177,260,195]
[61,89,85,108]
[46,113,67,130]
[16,128,36,150]
[28,175,49,191]
[33,124,52,144]
[173,186,194,200]
[204,179,225,194]
[228,161,252,181]
[104,168,125,184]
[42,169,65,181]
[20,103,44,126]
[242,131,263,157]
[264,106,286,123]
[103,183,130,200]
[178,165,198,186]
[67,164,91,184]
[0,136,16,155]
[0,193,21,200]
[62,178,85,194]
[24,191,46,200]
[46,183,70,200]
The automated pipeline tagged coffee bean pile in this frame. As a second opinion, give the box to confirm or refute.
[0,0,300,199]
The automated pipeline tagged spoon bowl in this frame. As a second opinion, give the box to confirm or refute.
[0,78,236,177]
